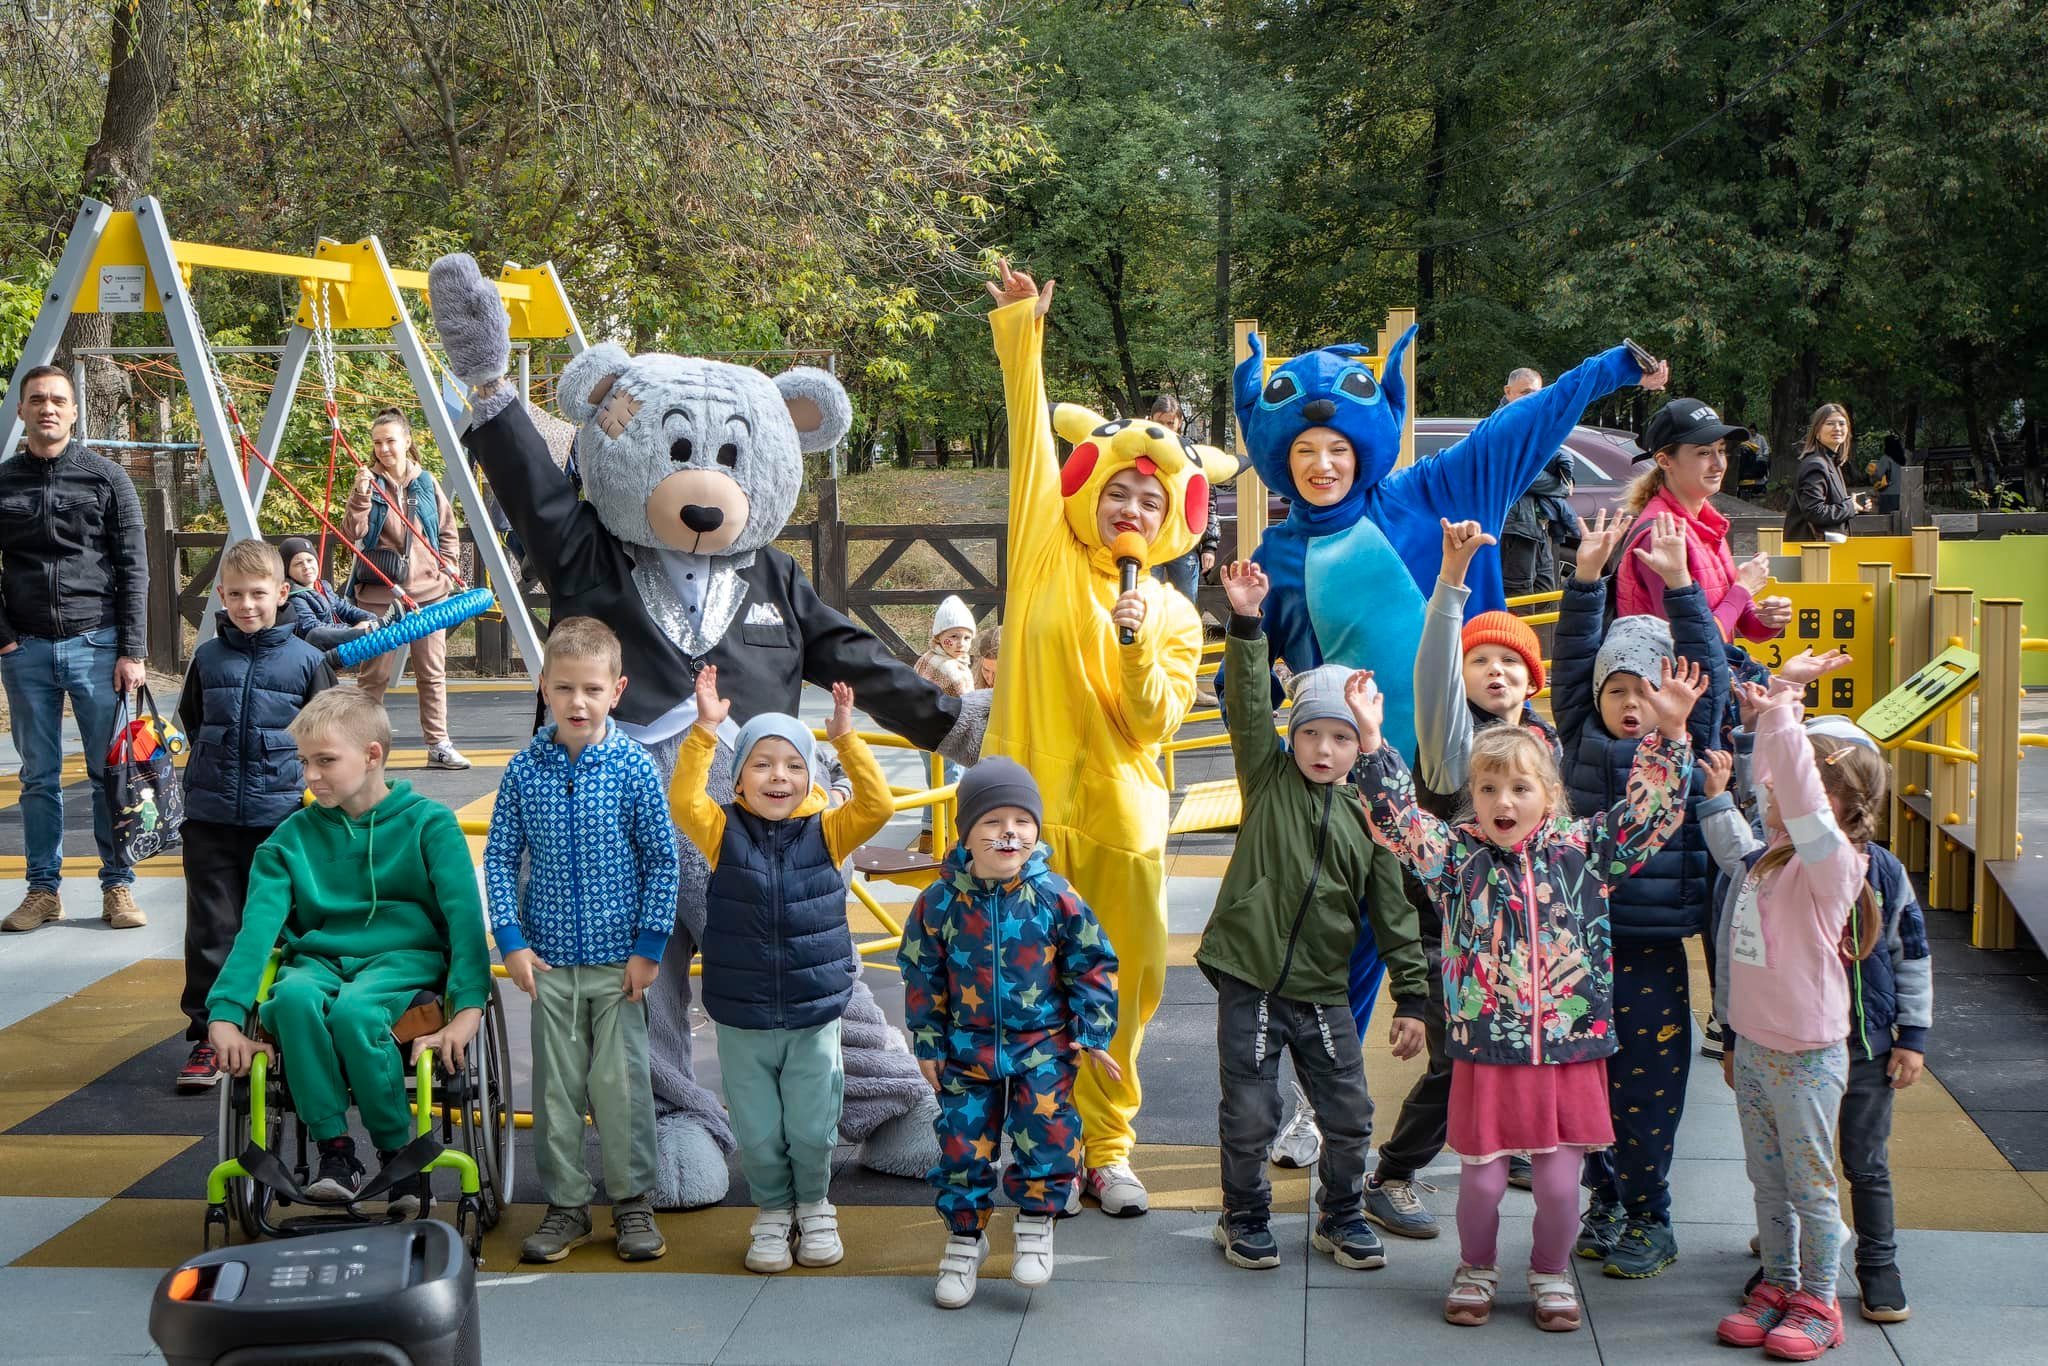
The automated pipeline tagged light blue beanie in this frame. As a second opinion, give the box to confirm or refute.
[729,713,818,785]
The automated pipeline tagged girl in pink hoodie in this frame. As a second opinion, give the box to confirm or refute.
[1700,681,1884,1361]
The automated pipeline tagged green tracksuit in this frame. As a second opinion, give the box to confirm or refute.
[206,781,491,1150]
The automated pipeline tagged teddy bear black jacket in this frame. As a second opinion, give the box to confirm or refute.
[463,403,963,744]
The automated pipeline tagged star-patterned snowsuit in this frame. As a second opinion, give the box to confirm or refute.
[899,843,1120,1234]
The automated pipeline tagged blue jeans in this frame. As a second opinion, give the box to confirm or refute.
[0,629,133,891]
[1154,551,1201,604]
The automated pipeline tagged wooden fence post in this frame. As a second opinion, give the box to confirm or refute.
[816,478,850,613]
[1897,465,1926,533]
[144,486,179,676]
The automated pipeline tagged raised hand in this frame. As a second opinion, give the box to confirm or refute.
[693,664,731,731]
[1700,749,1734,798]
[1639,358,1671,393]
[1221,560,1269,616]
[1573,508,1635,582]
[1629,510,1693,589]
[1777,647,1851,688]
[1648,657,1707,739]
[1344,670,1384,754]
[1439,518,1497,590]
[827,681,856,740]
[1733,679,1771,730]
[985,257,1055,317]
[1737,550,1773,595]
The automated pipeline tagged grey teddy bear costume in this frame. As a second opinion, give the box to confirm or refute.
[429,254,983,1207]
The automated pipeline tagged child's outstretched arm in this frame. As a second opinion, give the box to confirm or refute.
[1054,888,1122,1078]
[668,665,731,865]
[1347,672,1460,896]
[1220,561,1286,795]
[1752,683,1864,913]
[1590,657,1700,869]
[821,683,897,862]
[1553,511,1634,745]
[1415,519,1492,794]
[897,885,954,1089]
[1697,749,1763,876]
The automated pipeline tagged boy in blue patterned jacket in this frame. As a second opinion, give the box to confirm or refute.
[899,759,1120,1309]
[483,617,680,1264]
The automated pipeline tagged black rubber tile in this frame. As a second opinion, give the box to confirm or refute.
[1969,1109,2048,1170]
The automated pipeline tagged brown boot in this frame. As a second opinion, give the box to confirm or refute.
[101,885,147,929]
[2,888,65,933]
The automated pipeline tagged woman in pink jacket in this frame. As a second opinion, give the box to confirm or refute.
[1700,682,1886,1361]
[1615,399,1791,644]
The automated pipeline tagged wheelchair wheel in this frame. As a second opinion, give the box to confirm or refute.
[470,985,516,1229]
[217,1066,286,1240]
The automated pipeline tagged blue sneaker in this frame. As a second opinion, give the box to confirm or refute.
[1602,1214,1678,1279]
[1363,1175,1440,1239]
[1312,1209,1387,1270]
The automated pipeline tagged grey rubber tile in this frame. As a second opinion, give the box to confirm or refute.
[1013,1277,1304,1366]
[714,1275,1025,1365]
[472,1272,764,1365]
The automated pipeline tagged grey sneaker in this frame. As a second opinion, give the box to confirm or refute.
[425,742,471,770]
[1269,1083,1322,1169]
[1602,1214,1679,1279]
[1575,1197,1626,1260]
[1507,1154,1534,1190]
[2,888,63,933]
[521,1204,593,1262]
[612,1196,666,1262]
[1083,1161,1149,1217]
[1363,1175,1440,1239]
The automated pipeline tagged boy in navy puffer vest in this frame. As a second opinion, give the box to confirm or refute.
[899,759,1120,1309]
[174,539,337,1092]
[279,535,379,651]
[1551,512,1727,1279]
[671,667,895,1275]
[486,618,680,1264]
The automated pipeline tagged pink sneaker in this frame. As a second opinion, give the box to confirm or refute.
[1764,1290,1844,1361]
[1717,1281,1790,1347]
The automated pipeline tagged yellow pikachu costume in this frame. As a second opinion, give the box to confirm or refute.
[986,296,1238,1167]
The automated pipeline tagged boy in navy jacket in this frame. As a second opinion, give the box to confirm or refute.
[485,617,680,1264]
[900,759,1120,1309]
[279,536,379,651]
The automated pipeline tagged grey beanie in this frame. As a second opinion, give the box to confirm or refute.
[1287,664,1365,738]
[954,757,1043,836]
[729,713,818,787]
[1594,614,1676,696]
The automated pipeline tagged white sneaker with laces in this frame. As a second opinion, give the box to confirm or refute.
[793,1200,843,1267]
[1269,1083,1322,1169]
[1084,1161,1149,1217]
[426,742,471,770]
[1012,1214,1056,1287]
[935,1232,989,1308]
[744,1208,794,1273]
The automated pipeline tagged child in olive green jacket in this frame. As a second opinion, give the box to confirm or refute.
[1198,562,1430,1274]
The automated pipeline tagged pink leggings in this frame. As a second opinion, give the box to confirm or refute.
[1457,1147,1587,1274]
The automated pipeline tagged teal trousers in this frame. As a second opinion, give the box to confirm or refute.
[715,1019,844,1210]
[531,963,660,1208]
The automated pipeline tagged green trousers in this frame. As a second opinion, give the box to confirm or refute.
[531,964,660,1208]
[715,1019,843,1210]
[259,949,445,1151]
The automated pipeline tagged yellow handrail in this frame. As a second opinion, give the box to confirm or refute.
[1897,738,1979,763]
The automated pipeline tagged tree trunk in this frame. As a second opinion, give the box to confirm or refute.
[1415,100,1449,410]
[61,0,175,442]
[1768,349,1818,492]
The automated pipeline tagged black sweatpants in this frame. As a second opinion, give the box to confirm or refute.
[1369,946,1449,1184]
[1584,937,1692,1222]
[181,820,274,1041]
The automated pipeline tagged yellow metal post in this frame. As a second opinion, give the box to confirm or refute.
[1926,587,1975,910]
[1910,526,1940,578]
[1799,544,1833,584]
[1857,562,1895,698]
[1757,527,1784,557]
[1232,319,1267,556]
[1380,308,1417,470]
[1890,574,1934,874]
[1973,600,2022,949]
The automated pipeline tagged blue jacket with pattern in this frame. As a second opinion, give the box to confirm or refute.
[899,844,1119,1076]
[483,720,680,966]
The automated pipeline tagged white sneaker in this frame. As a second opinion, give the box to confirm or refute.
[1269,1083,1322,1168]
[793,1200,843,1267]
[934,1232,989,1308]
[1013,1213,1056,1287]
[425,742,471,770]
[1062,1177,1083,1217]
[1084,1161,1149,1217]
[744,1208,794,1273]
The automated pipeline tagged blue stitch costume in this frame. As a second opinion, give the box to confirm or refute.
[1233,328,1646,1032]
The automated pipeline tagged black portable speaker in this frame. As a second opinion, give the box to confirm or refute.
[148,1220,480,1366]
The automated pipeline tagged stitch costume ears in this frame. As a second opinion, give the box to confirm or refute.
[1047,401,1237,559]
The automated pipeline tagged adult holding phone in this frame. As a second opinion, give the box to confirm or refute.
[1615,398,1792,643]
[1783,403,1869,544]
[342,407,470,769]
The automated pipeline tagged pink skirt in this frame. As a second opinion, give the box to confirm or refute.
[1448,1058,1613,1163]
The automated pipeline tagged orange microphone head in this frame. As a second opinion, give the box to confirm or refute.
[1110,530,1150,568]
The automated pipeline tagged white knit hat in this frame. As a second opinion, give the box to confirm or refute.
[931,595,975,641]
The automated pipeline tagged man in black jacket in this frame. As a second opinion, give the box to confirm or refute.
[0,366,150,932]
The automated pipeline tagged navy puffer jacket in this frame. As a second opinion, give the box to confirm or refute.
[702,807,854,1031]
[176,617,336,828]
[1553,578,1728,942]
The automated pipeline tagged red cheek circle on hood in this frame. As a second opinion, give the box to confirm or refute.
[1060,442,1100,497]
[1185,474,1210,533]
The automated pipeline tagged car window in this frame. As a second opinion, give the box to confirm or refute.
[1567,450,1617,486]
[1413,433,1459,460]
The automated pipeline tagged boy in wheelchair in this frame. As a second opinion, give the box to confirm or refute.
[206,687,492,1213]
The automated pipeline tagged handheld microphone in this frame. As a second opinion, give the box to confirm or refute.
[1111,531,1149,646]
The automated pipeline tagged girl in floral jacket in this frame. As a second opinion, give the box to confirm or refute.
[1351,660,1700,1334]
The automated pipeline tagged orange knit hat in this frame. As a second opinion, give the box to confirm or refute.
[1460,611,1545,694]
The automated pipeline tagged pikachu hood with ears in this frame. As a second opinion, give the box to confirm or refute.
[981,293,1215,1170]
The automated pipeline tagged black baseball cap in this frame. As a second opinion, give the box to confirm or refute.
[1635,398,1750,461]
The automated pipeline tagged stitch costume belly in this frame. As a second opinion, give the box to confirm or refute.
[986,297,1228,1166]
[1237,331,1647,1031]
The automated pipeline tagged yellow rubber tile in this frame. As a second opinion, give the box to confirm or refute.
[2023,1171,2048,1204]
[387,747,520,770]
[0,855,183,878]
[0,959,188,1130]
[485,1202,990,1276]
[13,1197,200,1268]
[0,1134,200,1200]
[1889,1168,2048,1234]
[1126,1143,1310,1214]
[1169,781,1241,835]
[1170,854,1233,878]
[1883,1104,2018,1172]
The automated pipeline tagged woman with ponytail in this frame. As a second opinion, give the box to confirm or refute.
[1698,679,1883,1360]
[343,408,469,769]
